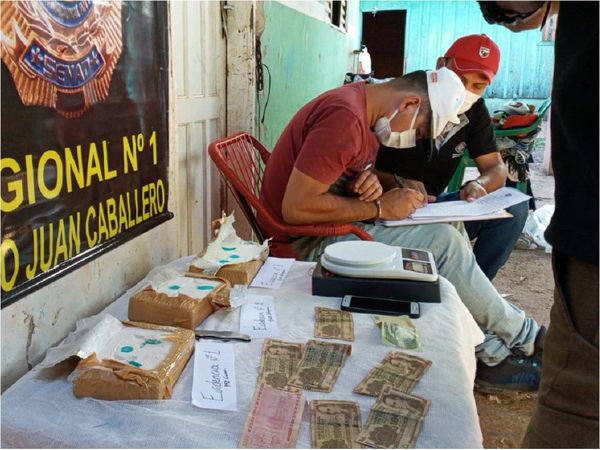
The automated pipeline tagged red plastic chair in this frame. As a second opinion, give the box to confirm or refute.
[208,132,374,258]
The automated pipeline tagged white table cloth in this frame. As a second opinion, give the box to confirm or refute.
[1,257,484,448]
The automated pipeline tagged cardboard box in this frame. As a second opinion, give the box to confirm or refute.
[72,321,194,400]
[128,274,230,329]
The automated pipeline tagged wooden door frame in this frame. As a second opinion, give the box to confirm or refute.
[222,0,260,240]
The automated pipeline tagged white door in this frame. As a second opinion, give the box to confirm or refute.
[171,1,226,256]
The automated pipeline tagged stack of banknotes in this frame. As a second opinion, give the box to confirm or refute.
[356,384,431,448]
[240,307,432,449]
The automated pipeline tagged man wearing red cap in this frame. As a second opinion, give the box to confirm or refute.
[376,34,529,283]
[260,66,544,394]
[376,34,540,392]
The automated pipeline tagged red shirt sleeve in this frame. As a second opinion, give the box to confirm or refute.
[294,106,365,185]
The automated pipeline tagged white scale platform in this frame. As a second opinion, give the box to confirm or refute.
[320,241,438,282]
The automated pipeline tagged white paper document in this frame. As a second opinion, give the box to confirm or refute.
[250,257,295,289]
[239,294,278,338]
[192,341,237,411]
[414,187,530,218]
[382,209,513,227]
[383,187,529,227]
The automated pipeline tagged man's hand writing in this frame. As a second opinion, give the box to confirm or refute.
[396,176,436,204]
[379,188,425,220]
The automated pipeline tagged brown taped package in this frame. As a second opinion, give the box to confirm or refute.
[72,321,194,400]
[128,273,231,329]
[189,257,265,285]
[189,214,269,285]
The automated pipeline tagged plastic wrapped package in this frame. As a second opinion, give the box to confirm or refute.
[71,320,194,400]
[128,273,231,329]
[189,257,267,285]
[189,213,269,285]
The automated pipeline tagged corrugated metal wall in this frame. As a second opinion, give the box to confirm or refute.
[360,1,554,99]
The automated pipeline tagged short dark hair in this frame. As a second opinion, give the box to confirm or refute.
[387,70,431,123]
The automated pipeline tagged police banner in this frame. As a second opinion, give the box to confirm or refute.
[1,1,172,306]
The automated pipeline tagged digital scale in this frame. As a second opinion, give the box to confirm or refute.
[312,241,441,303]
[321,241,438,282]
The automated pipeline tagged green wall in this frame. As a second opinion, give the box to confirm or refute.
[258,1,360,151]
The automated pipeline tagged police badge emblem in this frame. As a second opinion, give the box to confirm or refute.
[1,1,122,118]
[479,46,491,58]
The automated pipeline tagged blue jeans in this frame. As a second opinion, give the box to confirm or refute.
[301,222,539,365]
[437,191,529,280]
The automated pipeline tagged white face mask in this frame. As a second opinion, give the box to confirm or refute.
[458,90,481,114]
[373,105,420,149]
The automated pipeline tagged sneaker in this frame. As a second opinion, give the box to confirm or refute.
[515,233,538,250]
[475,354,541,393]
[533,325,546,359]
[514,325,546,359]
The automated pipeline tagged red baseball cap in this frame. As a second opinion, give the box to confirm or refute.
[444,34,500,83]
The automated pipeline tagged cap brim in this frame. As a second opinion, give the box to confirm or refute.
[452,58,495,83]
[448,113,461,125]
[431,113,447,139]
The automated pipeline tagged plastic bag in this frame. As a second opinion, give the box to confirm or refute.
[523,205,555,253]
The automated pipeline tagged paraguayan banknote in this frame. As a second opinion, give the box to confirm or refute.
[314,307,355,341]
[240,383,304,448]
[353,351,431,396]
[355,384,431,449]
[287,339,352,392]
[257,338,304,392]
[311,400,363,449]
[373,315,421,350]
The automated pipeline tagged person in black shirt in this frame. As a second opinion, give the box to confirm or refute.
[480,1,598,447]
[376,34,529,281]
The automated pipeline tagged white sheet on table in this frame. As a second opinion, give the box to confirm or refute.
[1,257,484,449]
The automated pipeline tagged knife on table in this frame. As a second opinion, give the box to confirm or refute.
[194,330,251,342]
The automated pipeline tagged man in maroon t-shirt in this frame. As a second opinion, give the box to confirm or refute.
[260,69,464,239]
[259,67,544,392]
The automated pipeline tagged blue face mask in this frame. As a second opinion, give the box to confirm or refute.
[373,106,420,149]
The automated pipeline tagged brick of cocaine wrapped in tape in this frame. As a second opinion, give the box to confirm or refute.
[71,321,194,400]
[189,213,269,286]
[128,273,230,329]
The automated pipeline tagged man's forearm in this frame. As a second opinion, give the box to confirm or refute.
[282,192,378,225]
[477,164,507,192]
